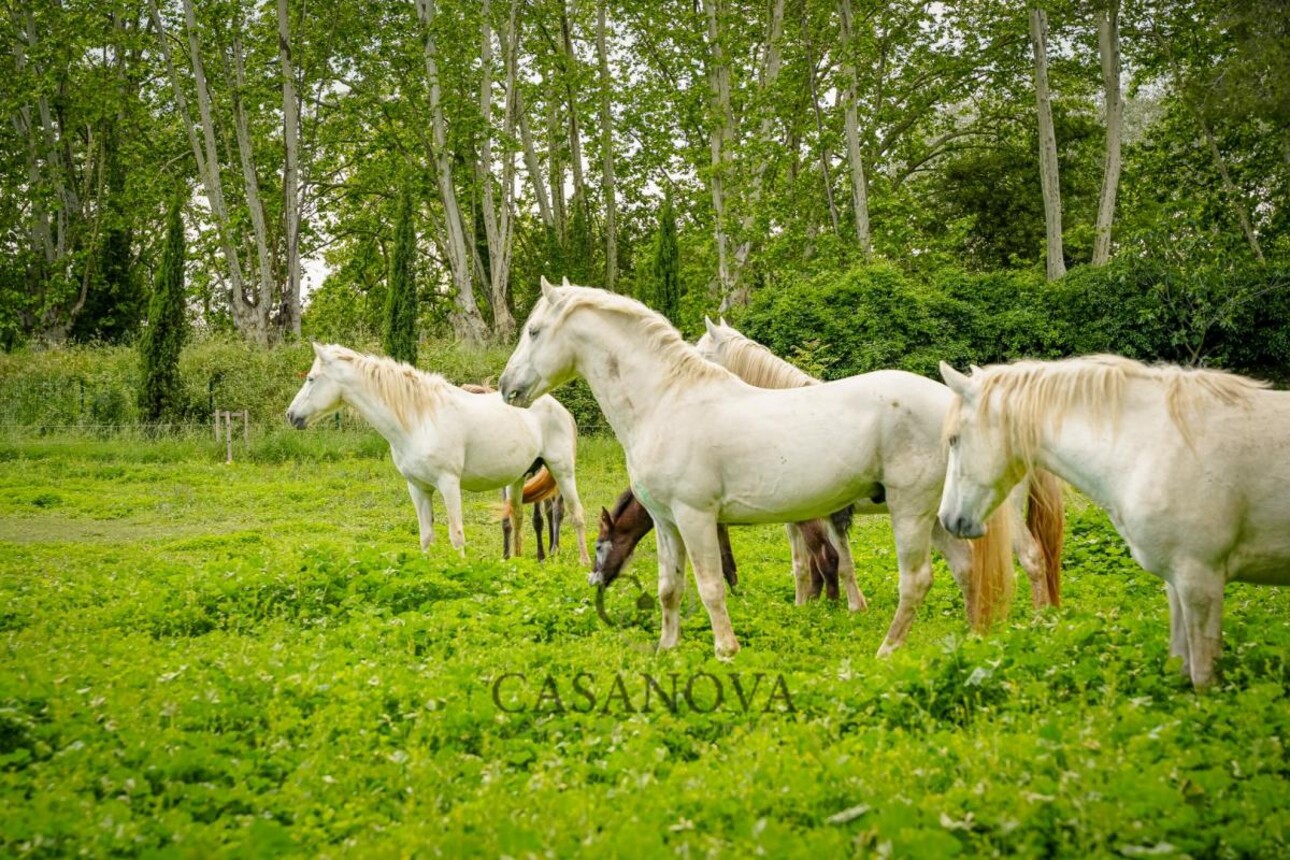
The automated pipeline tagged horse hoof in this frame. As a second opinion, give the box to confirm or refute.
[715,641,740,661]
[875,642,897,659]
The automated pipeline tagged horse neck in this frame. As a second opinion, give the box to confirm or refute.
[1027,395,1139,520]
[337,367,423,445]
[570,312,726,447]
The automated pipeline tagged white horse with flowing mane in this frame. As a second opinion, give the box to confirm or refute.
[287,343,589,564]
[937,354,1288,688]
[500,279,1014,660]
[696,318,1066,611]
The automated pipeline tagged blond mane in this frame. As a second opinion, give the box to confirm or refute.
[950,354,1267,462]
[711,327,819,389]
[550,286,732,386]
[324,345,448,429]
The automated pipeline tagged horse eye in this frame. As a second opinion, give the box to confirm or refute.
[307,375,315,384]
[528,326,540,338]
[948,434,959,448]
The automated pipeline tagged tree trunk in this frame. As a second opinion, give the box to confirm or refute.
[802,2,839,238]
[1029,7,1065,280]
[476,0,519,339]
[838,0,872,258]
[171,0,259,339]
[229,30,277,340]
[595,0,617,290]
[560,4,587,207]
[416,0,489,343]
[725,0,786,308]
[1092,0,1122,266]
[703,0,735,308]
[515,86,553,228]
[279,0,302,337]
[1198,111,1266,263]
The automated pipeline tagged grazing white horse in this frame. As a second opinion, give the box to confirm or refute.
[500,279,1013,660]
[937,355,1288,688]
[287,343,589,564]
[696,318,1065,611]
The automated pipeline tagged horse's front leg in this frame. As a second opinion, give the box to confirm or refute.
[532,499,546,562]
[655,518,687,652]
[876,509,936,658]
[1164,581,1190,678]
[407,481,435,551]
[676,505,740,660]
[1175,566,1225,689]
[1009,480,1051,607]
[436,475,467,555]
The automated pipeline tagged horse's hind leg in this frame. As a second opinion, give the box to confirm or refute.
[532,498,546,561]
[502,489,513,559]
[787,525,815,604]
[546,466,590,565]
[436,475,467,555]
[876,510,936,658]
[549,497,563,553]
[506,478,525,559]
[833,525,867,612]
[675,505,740,660]
[655,518,688,652]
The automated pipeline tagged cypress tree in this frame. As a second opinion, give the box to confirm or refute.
[138,189,188,423]
[652,190,681,325]
[384,186,418,364]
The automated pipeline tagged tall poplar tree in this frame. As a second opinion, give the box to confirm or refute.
[139,191,188,423]
[384,187,418,366]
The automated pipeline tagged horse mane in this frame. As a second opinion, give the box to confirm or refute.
[951,354,1268,462]
[711,327,819,389]
[609,487,637,522]
[552,286,731,386]
[324,345,449,429]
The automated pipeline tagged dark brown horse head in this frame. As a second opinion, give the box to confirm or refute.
[590,489,654,588]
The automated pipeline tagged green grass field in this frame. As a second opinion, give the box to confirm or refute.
[2,430,1289,857]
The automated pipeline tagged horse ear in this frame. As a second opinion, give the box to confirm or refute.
[313,342,331,363]
[940,361,973,398]
[969,364,984,376]
[719,316,729,328]
[599,506,614,528]
[704,316,719,338]
[562,276,572,287]
[540,276,556,302]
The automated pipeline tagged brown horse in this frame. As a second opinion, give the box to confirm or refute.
[593,487,852,599]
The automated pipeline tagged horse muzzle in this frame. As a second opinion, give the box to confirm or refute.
[941,513,985,540]
[286,410,307,430]
[499,373,534,408]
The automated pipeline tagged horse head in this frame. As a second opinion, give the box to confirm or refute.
[286,343,348,429]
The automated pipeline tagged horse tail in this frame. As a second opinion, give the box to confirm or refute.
[1027,469,1065,607]
[523,467,559,504]
[969,504,1015,633]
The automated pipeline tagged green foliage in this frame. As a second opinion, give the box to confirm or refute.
[383,187,418,366]
[137,193,188,422]
[647,191,682,324]
[738,260,1290,382]
[3,437,1290,855]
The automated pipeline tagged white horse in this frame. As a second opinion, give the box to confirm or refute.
[500,279,1013,660]
[696,318,1065,611]
[287,343,590,564]
[937,355,1289,688]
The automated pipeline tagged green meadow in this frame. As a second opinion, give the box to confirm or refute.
[2,430,1289,857]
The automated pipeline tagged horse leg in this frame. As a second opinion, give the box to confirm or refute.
[547,466,590,565]
[932,520,975,621]
[507,479,525,558]
[876,510,936,658]
[655,518,687,652]
[408,481,436,551]
[502,489,513,559]
[1175,566,1225,689]
[787,524,815,605]
[833,525,868,612]
[436,475,467,555]
[675,505,740,660]
[1009,480,1050,607]
[1165,581,1191,678]
[717,524,738,589]
[532,500,546,562]
[550,497,563,553]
